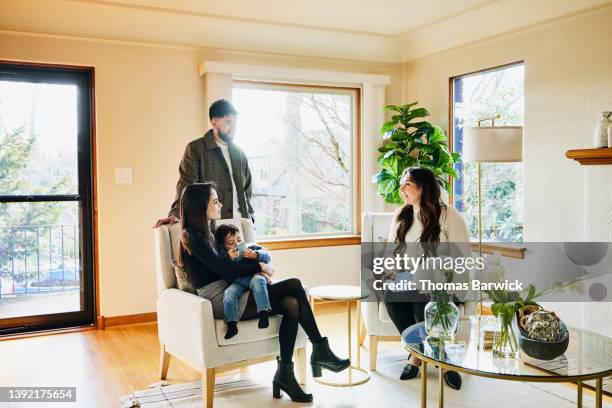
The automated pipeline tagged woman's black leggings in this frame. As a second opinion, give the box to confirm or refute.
[383,300,428,334]
[382,288,430,335]
[241,278,323,362]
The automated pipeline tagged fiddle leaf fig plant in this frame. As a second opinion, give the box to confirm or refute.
[372,102,461,204]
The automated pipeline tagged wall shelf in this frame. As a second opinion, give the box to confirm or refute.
[566,148,612,165]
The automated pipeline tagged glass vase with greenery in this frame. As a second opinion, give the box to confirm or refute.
[424,290,460,339]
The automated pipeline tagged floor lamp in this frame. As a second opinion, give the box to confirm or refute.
[463,115,523,315]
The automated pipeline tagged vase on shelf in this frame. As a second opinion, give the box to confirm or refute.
[492,311,520,359]
[424,293,459,339]
[593,111,611,148]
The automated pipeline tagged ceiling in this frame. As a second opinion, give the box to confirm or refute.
[87,0,496,36]
[1,0,611,63]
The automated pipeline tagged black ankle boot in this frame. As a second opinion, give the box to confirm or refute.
[272,357,313,403]
[310,337,350,377]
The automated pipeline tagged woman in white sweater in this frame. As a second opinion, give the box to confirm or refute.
[384,167,470,391]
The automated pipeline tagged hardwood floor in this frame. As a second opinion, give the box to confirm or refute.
[0,302,350,407]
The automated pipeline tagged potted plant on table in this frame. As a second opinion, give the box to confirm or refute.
[483,254,583,359]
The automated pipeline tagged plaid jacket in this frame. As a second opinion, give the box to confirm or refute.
[169,130,254,221]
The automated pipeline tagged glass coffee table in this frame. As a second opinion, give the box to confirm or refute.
[402,316,612,408]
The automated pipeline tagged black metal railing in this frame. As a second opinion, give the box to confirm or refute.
[0,224,80,298]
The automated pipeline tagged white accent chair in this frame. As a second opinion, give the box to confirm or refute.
[154,218,307,408]
[359,212,476,371]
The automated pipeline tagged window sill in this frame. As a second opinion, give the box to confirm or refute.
[259,235,361,250]
[471,243,526,259]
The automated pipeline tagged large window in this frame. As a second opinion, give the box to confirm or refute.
[451,63,524,242]
[232,82,358,240]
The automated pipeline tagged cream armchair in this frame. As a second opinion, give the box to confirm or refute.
[154,218,307,408]
[359,212,400,371]
[359,212,476,371]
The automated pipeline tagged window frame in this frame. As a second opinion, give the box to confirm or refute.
[232,80,362,249]
[448,61,526,258]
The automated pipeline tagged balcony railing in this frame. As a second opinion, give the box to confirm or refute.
[0,224,80,299]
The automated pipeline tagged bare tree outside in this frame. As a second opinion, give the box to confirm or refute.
[233,86,354,238]
[0,81,80,306]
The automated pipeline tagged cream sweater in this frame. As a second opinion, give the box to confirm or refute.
[388,204,471,259]
[387,204,473,298]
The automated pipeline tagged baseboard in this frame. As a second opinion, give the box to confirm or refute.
[97,312,157,329]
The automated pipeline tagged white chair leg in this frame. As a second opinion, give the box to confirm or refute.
[370,335,378,371]
[296,347,307,385]
[202,368,215,408]
[159,344,171,380]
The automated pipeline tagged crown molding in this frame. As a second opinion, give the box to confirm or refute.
[400,0,612,62]
[68,0,397,39]
[2,0,610,66]
[1,0,402,64]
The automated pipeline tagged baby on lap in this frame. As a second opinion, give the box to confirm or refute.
[214,224,274,340]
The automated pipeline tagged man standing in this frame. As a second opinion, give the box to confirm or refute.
[154,99,254,226]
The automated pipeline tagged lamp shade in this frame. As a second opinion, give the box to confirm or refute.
[462,126,523,162]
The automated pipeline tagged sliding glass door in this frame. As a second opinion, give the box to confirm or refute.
[0,62,95,335]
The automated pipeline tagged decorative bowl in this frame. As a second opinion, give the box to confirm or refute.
[516,312,569,360]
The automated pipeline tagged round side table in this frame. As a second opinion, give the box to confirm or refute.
[309,285,371,387]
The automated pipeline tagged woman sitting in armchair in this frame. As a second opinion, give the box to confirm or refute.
[383,167,470,391]
[177,181,350,402]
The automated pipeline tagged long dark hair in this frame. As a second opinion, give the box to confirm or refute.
[177,182,217,267]
[394,167,445,256]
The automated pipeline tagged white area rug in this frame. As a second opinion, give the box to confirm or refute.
[120,351,611,408]
[120,376,262,407]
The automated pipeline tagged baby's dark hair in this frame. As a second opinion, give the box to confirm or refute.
[214,224,240,246]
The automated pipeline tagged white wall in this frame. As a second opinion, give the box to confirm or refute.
[402,5,612,335]
[0,32,402,317]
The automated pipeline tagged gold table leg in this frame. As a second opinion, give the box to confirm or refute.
[577,381,582,408]
[312,298,370,387]
[438,367,444,408]
[596,378,602,408]
[421,361,428,408]
[357,300,361,369]
[347,300,352,384]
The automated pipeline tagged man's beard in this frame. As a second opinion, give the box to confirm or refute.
[218,130,232,143]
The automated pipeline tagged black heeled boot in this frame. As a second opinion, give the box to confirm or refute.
[272,357,313,403]
[310,337,350,377]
